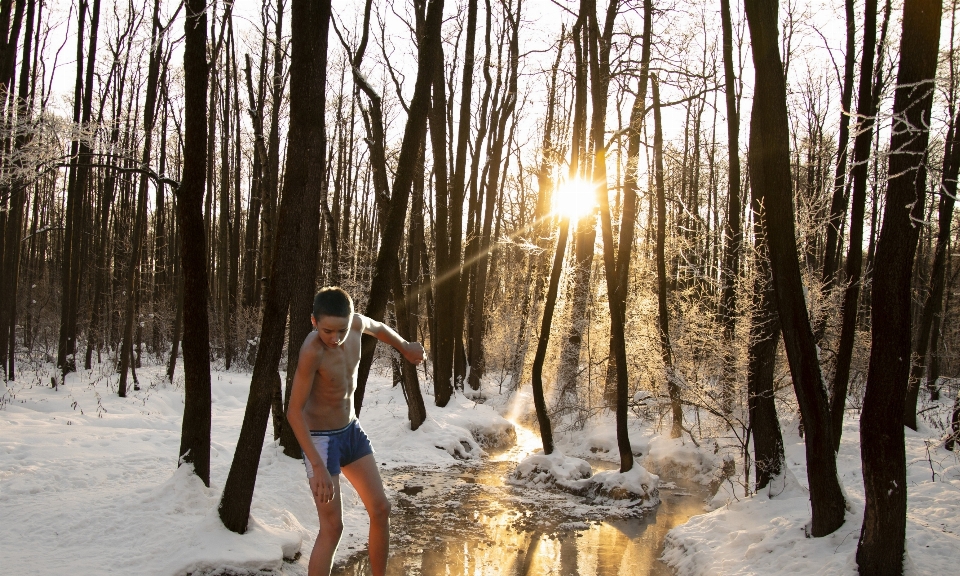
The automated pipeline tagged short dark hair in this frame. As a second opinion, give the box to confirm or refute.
[313,286,353,319]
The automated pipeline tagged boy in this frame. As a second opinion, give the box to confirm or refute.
[287,287,425,576]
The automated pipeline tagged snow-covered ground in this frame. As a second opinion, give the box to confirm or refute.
[662,406,960,576]
[0,362,515,575]
[3,359,958,575]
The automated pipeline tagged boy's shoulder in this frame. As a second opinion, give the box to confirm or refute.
[300,330,325,359]
[351,313,368,331]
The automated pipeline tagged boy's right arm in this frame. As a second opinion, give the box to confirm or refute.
[286,337,336,503]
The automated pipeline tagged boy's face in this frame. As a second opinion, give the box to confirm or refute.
[312,314,351,348]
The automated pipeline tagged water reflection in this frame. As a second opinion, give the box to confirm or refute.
[333,460,710,576]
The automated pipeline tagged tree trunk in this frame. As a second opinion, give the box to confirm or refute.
[118,0,162,397]
[176,0,212,487]
[748,201,785,492]
[58,0,100,377]
[903,107,958,428]
[652,76,683,440]
[858,0,942,572]
[820,0,857,293]
[354,0,444,415]
[554,12,590,409]
[718,0,743,411]
[242,40,268,308]
[589,0,633,469]
[219,0,330,534]
[467,1,521,392]
[830,0,884,452]
[532,218,569,455]
[0,0,34,380]
[455,0,494,389]
[744,0,846,537]
[261,0,285,298]
[442,0,478,398]
[428,8,455,405]
[336,0,427,424]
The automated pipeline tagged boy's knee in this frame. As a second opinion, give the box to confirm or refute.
[318,514,344,539]
[369,497,391,522]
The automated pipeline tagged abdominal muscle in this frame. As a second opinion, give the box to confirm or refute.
[302,381,353,430]
[301,333,360,431]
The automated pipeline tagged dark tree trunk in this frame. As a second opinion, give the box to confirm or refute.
[176,0,212,487]
[556,5,597,403]
[831,0,884,452]
[820,0,857,293]
[334,0,427,425]
[588,0,633,470]
[261,0,285,295]
[652,76,682,440]
[118,0,162,397]
[467,1,521,392]
[354,0,444,415]
[229,30,242,371]
[719,0,742,411]
[428,4,455,406]
[242,28,269,308]
[0,0,34,381]
[220,23,235,371]
[531,218,568,455]
[218,0,331,534]
[858,0,942,572]
[748,202,785,492]
[744,0,846,537]
[58,0,100,377]
[603,1,650,406]
[438,0,478,401]
[514,26,565,392]
[903,107,958,428]
[455,0,494,389]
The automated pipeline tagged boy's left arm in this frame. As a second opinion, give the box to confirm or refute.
[357,314,425,365]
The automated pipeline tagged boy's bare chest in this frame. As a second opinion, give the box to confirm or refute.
[314,337,361,389]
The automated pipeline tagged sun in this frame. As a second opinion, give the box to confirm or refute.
[552,178,597,220]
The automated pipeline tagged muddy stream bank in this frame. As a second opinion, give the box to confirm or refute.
[332,425,715,576]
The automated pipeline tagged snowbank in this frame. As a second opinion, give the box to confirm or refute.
[357,384,515,464]
[662,411,960,576]
[507,450,660,506]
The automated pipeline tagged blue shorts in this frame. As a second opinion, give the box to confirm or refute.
[302,419,374,478]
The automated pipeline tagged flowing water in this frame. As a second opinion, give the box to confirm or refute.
[332,425,714,576]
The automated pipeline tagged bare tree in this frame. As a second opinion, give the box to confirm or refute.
[744,0,846,537]
[219,0,331,534]
[177,0,213,487]
[858,0,943,572]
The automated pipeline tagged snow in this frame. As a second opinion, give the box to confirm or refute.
[662,412,960,576]
[507,450,660,506]
[0,362,517,575]
[508,451,594,487]
[3,362,958,575]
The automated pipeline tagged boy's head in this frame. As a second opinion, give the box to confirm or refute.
[313,286,353,321]
[312,287,354,348]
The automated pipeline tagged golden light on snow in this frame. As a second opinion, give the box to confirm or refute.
[552,178,597,220]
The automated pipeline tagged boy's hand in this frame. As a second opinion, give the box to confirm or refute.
[401,342,425,365]
[310,463,336,503]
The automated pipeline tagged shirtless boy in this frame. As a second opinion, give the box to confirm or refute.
[287,287,425,576]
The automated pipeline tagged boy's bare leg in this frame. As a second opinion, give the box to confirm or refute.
[310,475,343,576]
[341,454,391,576]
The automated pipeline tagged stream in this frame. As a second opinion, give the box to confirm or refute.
[332,425,714,576]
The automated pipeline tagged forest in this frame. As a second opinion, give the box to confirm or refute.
[1,0,959,574]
